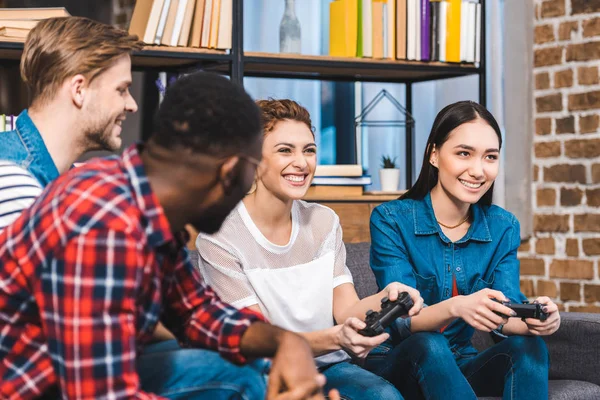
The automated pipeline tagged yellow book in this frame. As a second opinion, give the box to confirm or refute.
[345,0,358,58]
[330,0,358,57]
[446,0,461,62]
[329,0,345,56]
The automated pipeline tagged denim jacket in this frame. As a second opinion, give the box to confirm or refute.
[370,193,526,356]
[0,109,59,187]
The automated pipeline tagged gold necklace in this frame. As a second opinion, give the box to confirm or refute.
[437,212,470,229]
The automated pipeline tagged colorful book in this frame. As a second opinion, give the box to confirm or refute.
[474,1,481,63]
[396,0,407,59]
[200,0,213,48]
[306,185,364,197]
[315,164,363,177]
[420,0,431,60]
[0,27,29,39]
[330,0,358,57]
[372,0,384,59]
[154,0,172,44]
[160,0,180,46]
[312,176,373,186]
[360,0,373,57]
[446,0,461,62]
[128,0,154,42]
[216,0,232,49]
[0,7,70,19]
[177,0,197,46]
[189,0,206,47]
[209,0,221,49]
[439,0,448,61]
[430,0,440,61]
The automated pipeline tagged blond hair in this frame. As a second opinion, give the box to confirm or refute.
[21,16,142,105]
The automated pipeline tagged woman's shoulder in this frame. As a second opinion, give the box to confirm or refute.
[372,197,417,217]
[196,204,246,246]
[296,200,338,225]
[481,204,519,227]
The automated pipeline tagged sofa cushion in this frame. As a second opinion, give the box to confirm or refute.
[543,312,600,386]
[344,242,379,299]
[478,380,600,400]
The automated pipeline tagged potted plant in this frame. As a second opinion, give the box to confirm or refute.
[379,155,400,192]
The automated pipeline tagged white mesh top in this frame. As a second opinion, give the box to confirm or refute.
[196,200,354,366]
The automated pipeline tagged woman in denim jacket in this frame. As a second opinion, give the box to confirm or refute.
[367,101,560,400]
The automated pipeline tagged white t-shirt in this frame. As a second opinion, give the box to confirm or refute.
[197,200,354,366]
[0,161,43,231]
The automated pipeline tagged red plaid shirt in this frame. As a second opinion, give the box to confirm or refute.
[0,145,263,399]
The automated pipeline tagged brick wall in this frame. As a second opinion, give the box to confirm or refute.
[526,0,600,312]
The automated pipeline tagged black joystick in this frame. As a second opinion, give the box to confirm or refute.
[358,292,414,337]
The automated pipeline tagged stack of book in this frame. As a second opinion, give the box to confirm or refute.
[329,0,481,63]
[306,164,372,197]
[1,115,17,131]
[129,0,232,50]
[0,8,70,43]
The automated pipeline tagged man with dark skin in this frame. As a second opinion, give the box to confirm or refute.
[0,72,340,400]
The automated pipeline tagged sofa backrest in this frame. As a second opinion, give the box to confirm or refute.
[344,242,379,299]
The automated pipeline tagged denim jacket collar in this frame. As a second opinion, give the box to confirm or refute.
[15,109,59,187]
[413,193,492,243]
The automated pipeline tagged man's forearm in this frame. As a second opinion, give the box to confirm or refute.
[240,321,309,358]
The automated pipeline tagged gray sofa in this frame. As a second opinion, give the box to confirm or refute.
[345,242,600,400]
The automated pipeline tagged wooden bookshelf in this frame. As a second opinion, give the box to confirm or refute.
[243,52,481,82]
[0,41,231,70]
[303,193,400,202]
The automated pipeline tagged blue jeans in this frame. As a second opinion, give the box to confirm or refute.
[364,332,549,400]
[137,340,267,399]
[320,361,404,400]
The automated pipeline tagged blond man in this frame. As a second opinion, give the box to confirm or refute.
[0,16,140,229]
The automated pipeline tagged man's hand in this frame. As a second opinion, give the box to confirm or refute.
[267,332,338,400]
[383,282,424,317]
[523,296,561,336]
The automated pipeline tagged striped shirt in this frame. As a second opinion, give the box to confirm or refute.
[0,161,42,231]
[0,144,263,399]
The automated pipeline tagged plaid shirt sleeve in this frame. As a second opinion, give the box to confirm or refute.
[38,229,165,400]
[162,249,265,364]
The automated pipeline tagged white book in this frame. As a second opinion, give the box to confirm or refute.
[383,3,388,59]
[414,0,421,61]
[170,0,188,46]
[200,0,213,48]
[363,0,373,57]
[439,0,448,62]
[467,1,476,62]
[216,0,232,49]
[407,0,415,60]
[143,0,165,44]
[460,0,468,61]
[387,0,396,59]
[474,2,481,63]
[154,0,172,44]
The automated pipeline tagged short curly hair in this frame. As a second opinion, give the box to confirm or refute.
[255,99,313,136]
[150,72,262,155]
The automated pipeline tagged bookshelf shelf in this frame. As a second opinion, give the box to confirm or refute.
[242,52,481,83]
[0,41,231,70]
[303,193,401,202]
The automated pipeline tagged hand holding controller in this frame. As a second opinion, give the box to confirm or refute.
[492,299,549,322]
[358,292,414,337]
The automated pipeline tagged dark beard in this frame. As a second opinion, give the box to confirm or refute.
[84,121,119,152]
